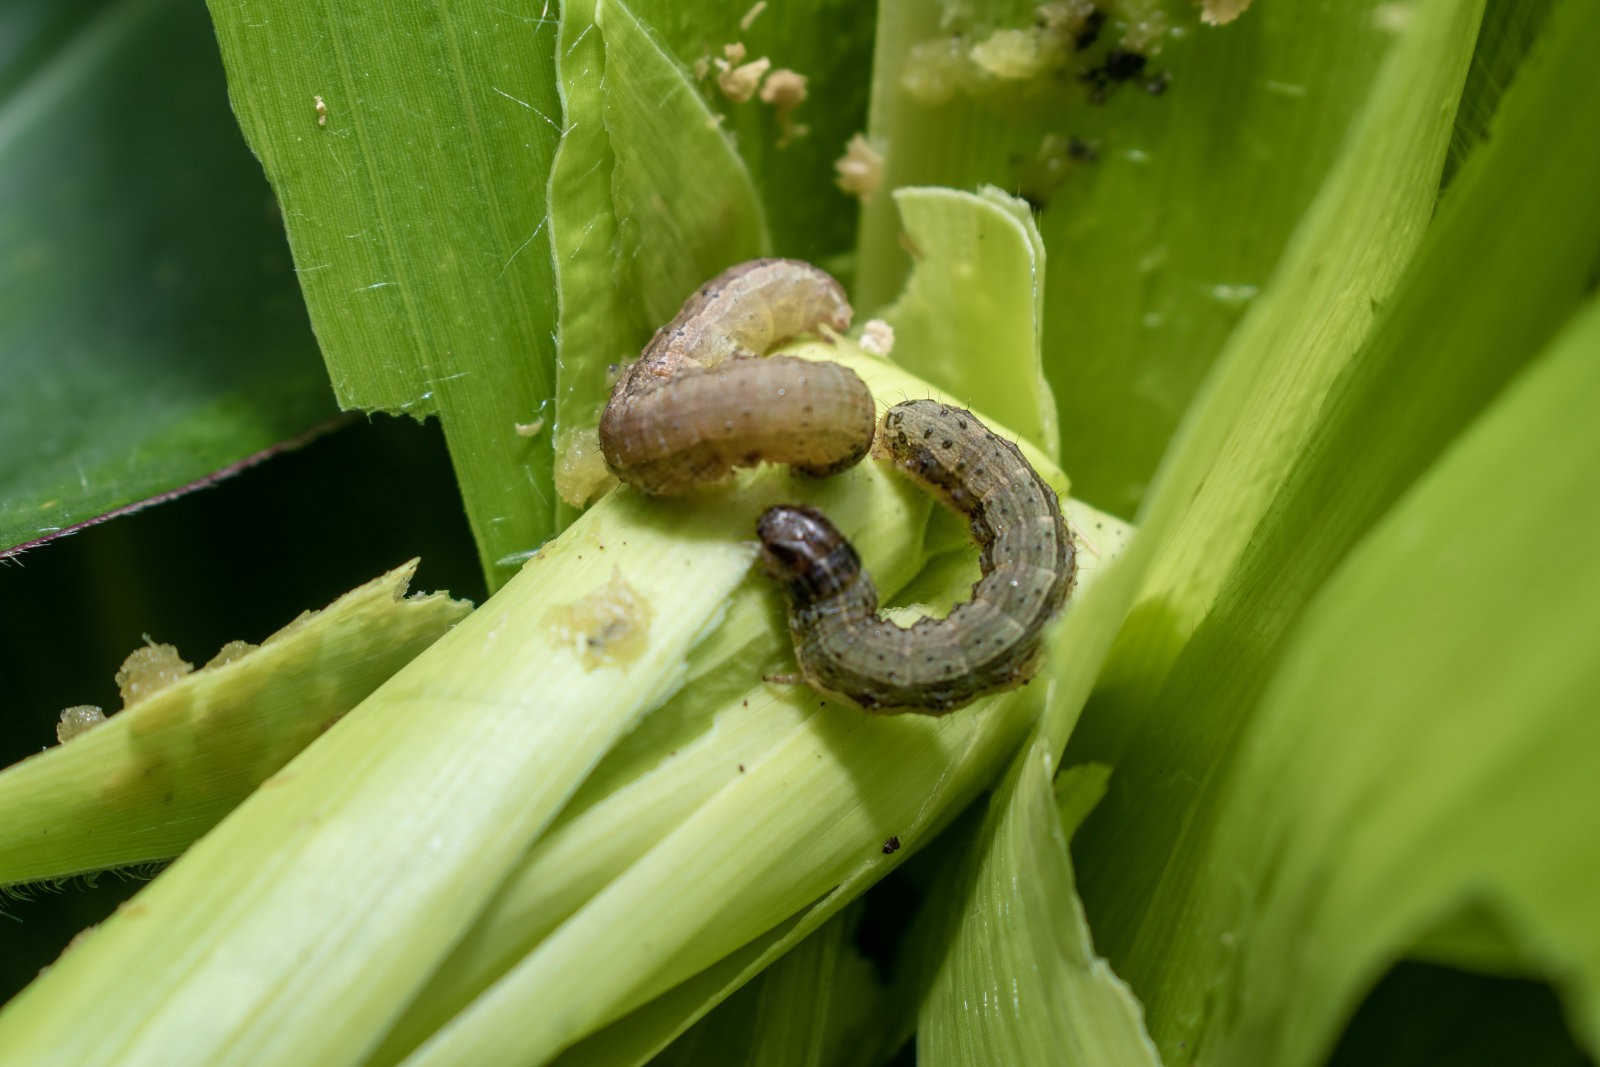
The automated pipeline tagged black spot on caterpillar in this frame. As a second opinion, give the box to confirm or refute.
[758,399,1075,714]
[599,258,876,495]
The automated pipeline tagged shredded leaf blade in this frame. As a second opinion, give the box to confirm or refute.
[0,562,470,887]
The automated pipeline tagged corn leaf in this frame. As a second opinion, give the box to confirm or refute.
[367,495,1125,1067]
[1440,0,1558,184]
[546,0,879,524]
[0,0,334,558]
[0,478,777,1063]
[0,344,1094,1067]
[858,0,1451,516]
[596,0,875,268]
[379,349,1119,1066]
[651,903,890,1067]
[0,561,468,887]
[911,756,1158,1065]
[878,185,1057,459]
[895,0,1524,1059]
[1062,6,1600,1059]
[13,3,1588,1066]
[548,0,769,520]
[1182,285,1600,1065]
[203,0,564,590]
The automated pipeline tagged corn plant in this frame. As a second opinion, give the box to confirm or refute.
[2,0,1598,1064]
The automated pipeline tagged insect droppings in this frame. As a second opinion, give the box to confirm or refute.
[56,705,106,744]
[599,258,876,495]
[543,571,653,669]
[758,399,1075,713]
[114,643,194,706]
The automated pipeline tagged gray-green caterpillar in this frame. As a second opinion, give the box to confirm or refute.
[599,258,876,495]
[759,399,1075,713]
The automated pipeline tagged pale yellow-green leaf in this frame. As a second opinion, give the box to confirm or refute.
[403,492,1128,1065]
[1186,286,1600,1066]
[887,2,1496,1062]
[0,343,1087,1067]
[0,562,469,887]
[1061,4,1600,1059]
[878,184,1058,459]
[858,0,1429,516]
[549,0,769,519]
[651,902,889,1067]
[0,486,781,1063]
[1088,0,1484,666]
[917,749,1160,1066]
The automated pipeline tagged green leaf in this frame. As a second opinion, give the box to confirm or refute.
[915,754,1159,1066]
[1053,759,1112,840]
[598,0,876,268]
[858,0,1448,516]
[0,462,785,1063]
[545,0,880,522]
[0,561,470,887]
[1023,0,1486,804]
[1182,286,1600,1065]
[382,349,1117,1067]
[203,0,564,590]
[879,185,1057,459]
[651,904,890,1067]
[841,0,1517,1059]
[0,344,1095,1067]
[601,0,772,324]
[1061,5,1600,1056]
[547,0,769,517]
[0,0,334,558]
[492,506,1134,1067]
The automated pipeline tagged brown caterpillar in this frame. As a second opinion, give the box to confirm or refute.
[758,399,1075,713]
[599,258,876,495]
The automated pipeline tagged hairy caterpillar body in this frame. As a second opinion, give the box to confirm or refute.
[758,399,1075,713]
[599,258,874,495]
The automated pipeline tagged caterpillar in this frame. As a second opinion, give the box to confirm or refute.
[599,258,876,495]
[758,399,1075,713]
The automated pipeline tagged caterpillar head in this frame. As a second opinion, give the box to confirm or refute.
[756,505,861,603]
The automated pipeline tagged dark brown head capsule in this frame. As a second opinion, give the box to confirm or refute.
[757,506,862,604]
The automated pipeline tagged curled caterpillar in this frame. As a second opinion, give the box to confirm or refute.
[599,258,876,495]
[758,399,1075,713]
